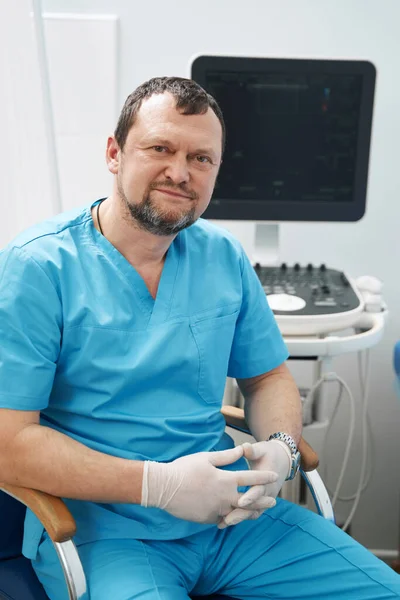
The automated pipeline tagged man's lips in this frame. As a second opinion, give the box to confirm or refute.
[153,188,192,199]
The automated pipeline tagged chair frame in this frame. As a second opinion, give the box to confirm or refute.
[0,406,334,600]
[0,484,88,600]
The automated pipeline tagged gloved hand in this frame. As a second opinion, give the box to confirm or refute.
[217,440,291,529]
[141,446,278,525]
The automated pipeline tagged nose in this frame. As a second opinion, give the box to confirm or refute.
[164,153,190,185]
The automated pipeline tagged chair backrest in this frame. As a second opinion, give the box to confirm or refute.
[0,490,26,559]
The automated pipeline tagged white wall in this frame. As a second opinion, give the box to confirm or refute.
[0,1,55,247]
[18,0,400,551]
[41,13,118,209]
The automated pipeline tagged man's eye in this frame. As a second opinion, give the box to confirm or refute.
[153,146,167,153]
[196,155,211,163]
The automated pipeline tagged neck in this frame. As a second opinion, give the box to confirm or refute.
[94,195,174,268]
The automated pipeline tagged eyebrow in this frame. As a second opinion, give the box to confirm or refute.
[193,148,218,159]
[143,138,218,160]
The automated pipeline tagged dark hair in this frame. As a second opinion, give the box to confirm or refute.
[114,76,225,154]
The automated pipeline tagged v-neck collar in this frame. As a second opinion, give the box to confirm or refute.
[85,200,181,327]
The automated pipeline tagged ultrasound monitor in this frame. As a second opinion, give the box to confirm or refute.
[191,56,376,223]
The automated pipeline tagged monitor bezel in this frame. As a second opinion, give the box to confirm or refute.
[191,55,376,222]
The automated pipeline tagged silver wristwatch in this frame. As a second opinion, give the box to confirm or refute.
[268,432,301,481]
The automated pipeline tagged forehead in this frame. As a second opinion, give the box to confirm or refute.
[127,92,223,151]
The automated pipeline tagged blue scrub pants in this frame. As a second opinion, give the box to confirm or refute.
[32,499,400,599]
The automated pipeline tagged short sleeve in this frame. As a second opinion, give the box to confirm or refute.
[0,246,62,410]
[227,248,288,379]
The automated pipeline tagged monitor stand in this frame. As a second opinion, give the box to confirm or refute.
[253,222,280,267]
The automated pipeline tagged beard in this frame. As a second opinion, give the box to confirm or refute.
[118,177,198,236]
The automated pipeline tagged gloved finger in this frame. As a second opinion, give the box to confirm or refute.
[217,507,264,528]
[216,515,226,528]
[238,495,276,511]
[238,483,278,507]
[247,509,264,520]
[208,445,244,467]
[242,441,267,461]
[235,484,266,507]
[217,508,253,528]
[234,469,277,488]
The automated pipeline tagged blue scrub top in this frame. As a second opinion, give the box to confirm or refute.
[0,200,288,558]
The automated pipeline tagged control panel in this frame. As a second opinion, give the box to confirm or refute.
[254,263,364,335]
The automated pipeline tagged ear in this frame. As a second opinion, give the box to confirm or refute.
[106,136,120,175]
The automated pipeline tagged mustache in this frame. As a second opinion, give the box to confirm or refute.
[149,181,198,200]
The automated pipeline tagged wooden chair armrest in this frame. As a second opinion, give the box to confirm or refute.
[0,483,76,543]
[221,405,319,472]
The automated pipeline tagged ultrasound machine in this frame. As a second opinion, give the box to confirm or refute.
[191,55,384,341]
[190,55,386,527]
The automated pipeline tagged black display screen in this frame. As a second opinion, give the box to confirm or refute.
[191,57,375,221]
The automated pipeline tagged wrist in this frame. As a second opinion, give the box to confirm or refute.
[267,439,292,479]
[267,432,301,481]
[141,460,167,508]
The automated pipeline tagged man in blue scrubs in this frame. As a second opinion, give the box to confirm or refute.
[0,77,399,599]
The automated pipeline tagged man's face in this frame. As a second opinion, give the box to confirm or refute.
[107,92,223,236]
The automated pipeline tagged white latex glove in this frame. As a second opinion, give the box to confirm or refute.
[141,446,278,525]
[218,440,291,528]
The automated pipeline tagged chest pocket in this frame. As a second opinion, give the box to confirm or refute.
[190,306,240,405]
